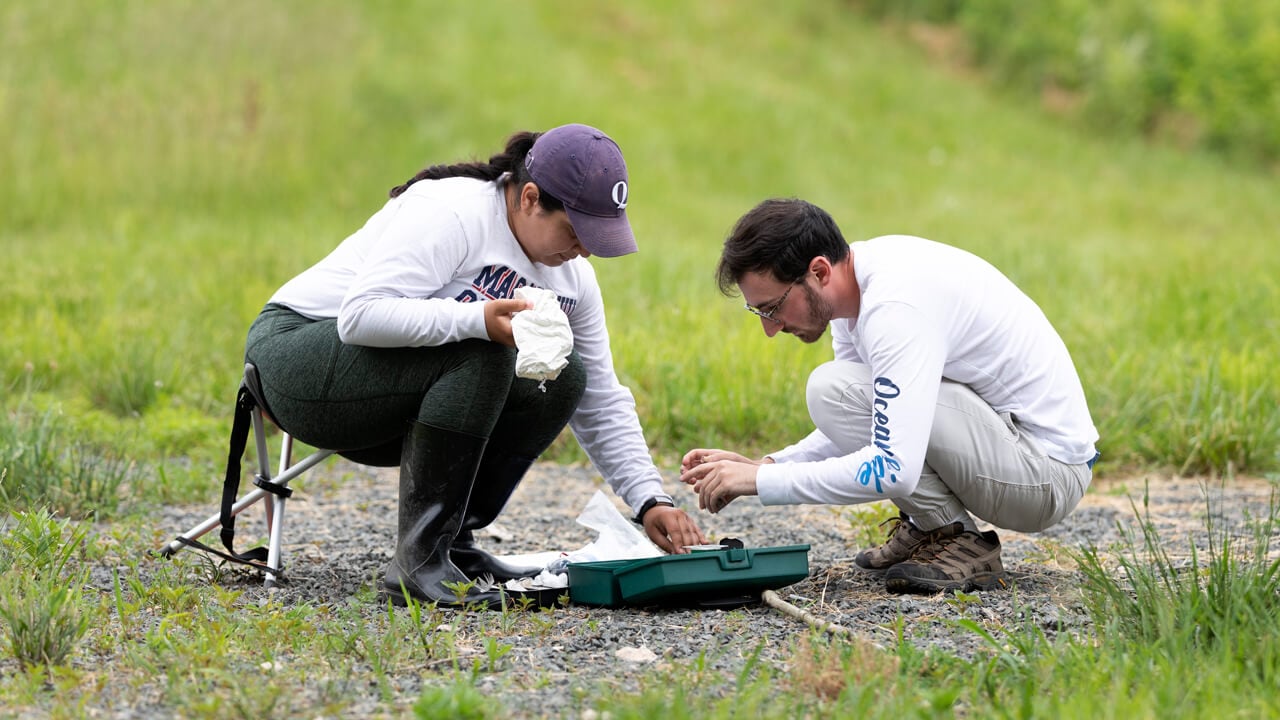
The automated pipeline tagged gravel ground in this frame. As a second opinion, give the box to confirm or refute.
[140,461,1278,717]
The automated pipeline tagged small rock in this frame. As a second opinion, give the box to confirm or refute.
[614,646,657,663]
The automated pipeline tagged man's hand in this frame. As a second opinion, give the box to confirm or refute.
[679,448,765,514]
[484,298,533,347]
[680,448,757,473]
[642,505,707,554]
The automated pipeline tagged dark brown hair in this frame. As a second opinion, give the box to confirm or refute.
[716,198,850,296]
[389,131,564,214]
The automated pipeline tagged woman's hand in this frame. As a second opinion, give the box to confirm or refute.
[642,505,707,554]
[484,298,533,347]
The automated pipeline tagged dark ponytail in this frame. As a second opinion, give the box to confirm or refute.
[389,130,564,213]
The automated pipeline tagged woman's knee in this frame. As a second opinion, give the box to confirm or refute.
[506,350,586,414]
[461,340,519,378]
[558,350,587,399]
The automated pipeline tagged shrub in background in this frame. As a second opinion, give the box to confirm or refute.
[856,0,1280,165]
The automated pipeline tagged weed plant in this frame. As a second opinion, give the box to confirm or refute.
[0,395,133,519]
[0,511,94,670]
[945,484,1280,718]
[1076,486,1280,674]
[414,681,493,720]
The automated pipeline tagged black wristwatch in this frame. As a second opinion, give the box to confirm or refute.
[633,497,673,525]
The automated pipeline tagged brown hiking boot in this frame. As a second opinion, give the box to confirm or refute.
[854,514,931,570]
[884,526,1006,594]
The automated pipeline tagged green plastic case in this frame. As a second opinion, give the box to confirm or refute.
[567,544,810,607]
[563,559,635,607]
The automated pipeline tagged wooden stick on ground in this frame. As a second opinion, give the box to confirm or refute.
[762,589,886,650]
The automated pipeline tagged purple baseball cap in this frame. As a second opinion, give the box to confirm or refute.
[525,123,637,258]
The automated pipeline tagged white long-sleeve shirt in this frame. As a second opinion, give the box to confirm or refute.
[269,177,671,514]
[756,235,1098,506]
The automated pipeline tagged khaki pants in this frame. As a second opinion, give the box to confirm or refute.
[806,360,1092,532]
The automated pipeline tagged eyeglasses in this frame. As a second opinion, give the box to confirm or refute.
[744,281,799,324]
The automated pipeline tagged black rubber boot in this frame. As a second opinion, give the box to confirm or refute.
[382,422,505,609]
[452,453,542,582]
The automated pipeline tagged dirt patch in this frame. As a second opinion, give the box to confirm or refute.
[143,463,1278,714]
[159,465,1280,629]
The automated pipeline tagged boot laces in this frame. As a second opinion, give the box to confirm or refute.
[910,529,961,564]
[877,515,905,541]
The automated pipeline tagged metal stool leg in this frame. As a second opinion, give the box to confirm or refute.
[159,400,334,583]
[158,449,333,558]
[263,434,294,588]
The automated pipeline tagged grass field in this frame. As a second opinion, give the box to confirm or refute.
[3,1,1278,492]
[2,1,1279,716]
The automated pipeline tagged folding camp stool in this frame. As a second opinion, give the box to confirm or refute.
[158,363,335,588]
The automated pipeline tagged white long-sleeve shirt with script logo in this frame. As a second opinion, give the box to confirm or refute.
[755,235,1098,507]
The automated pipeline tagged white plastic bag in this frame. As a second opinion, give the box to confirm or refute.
[501,490,662,591]
[563,490,663,565]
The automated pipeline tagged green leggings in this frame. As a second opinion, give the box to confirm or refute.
[244,304,586,465]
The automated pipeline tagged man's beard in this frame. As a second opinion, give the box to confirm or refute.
[788,282,833,344]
